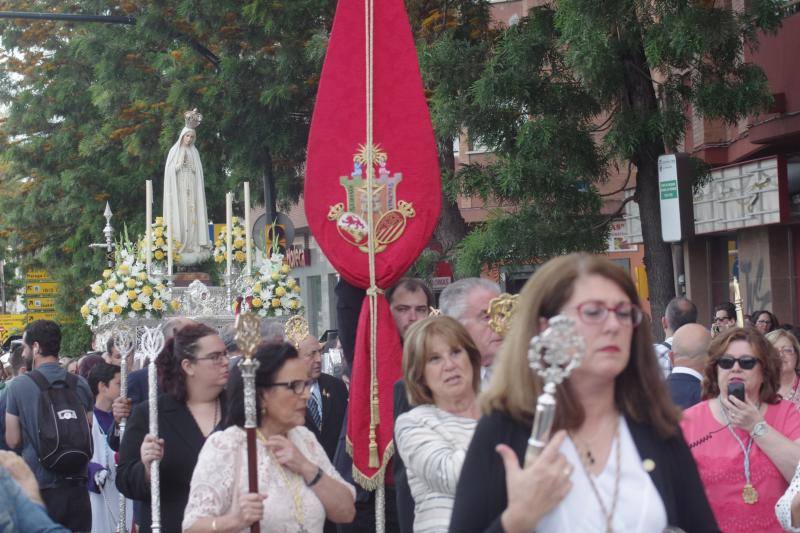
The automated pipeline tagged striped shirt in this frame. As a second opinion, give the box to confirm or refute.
[395,404,477,533]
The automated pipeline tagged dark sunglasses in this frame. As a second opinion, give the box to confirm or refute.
[717,356,759,370]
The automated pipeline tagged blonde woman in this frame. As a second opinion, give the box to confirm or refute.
[395,316,481,533]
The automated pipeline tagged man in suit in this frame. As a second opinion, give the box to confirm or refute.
[666,323,711,409]
[653,296,698,378]
[301,334,348,459]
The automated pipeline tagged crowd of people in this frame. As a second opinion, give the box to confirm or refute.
[5,253,800,531]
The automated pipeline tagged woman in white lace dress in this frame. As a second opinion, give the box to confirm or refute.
[394,316,481,533]
[183,342,355,533]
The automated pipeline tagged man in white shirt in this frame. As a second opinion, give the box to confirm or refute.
[665,324,710,409]
[653,296,698,378]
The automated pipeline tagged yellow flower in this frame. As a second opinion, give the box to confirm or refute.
[275,286,286,297]
[290,300,299,310]
[152,299,164,311]
[156,283,165,292]
[293,285,301,294]
[280,264,290,274]
[99,303,109,314]
[214,239,222,247]
[91,284,103,295]
[137,272,148,281]
[142,285,153,296]
[131,300,143,311]
[155,237,165,247]
[107,292,118,302]
[253,282,262,292]
[286,278,296,288]
[112,305,123,315]
[127,290,137,300]
[233,238,245,249]
[252,297,263,308]
[154,250,165,260]
[106,280,116,290]
[170,299,180,311]
[215,254,224,263]
[232,216,239,224]
[154,227,164,237]
[271,298,281,308]
[125,278,137,289]
[119,264,130,275]
[102,269,112,279]
[80,305,90,317]
[271,272,280,281]
[155,216,164,224]
[234,251,246,263]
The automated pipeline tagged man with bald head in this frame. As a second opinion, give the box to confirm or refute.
[300,334,348,462]
[665,323,711,409]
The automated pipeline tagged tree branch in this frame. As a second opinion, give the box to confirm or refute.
[591,193,637,230]
[599,160,633,197]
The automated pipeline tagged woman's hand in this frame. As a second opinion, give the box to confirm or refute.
[264,435,316,480]
[140,434,165,476]
[721,395,764,433]
[229,489,267,530]
[498,430,572,533]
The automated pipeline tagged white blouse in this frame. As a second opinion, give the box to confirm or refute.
[182,425,355,533]
[535,417,667,533]
[776,462,800,532]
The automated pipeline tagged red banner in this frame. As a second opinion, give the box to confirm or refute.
[304,0,441,486]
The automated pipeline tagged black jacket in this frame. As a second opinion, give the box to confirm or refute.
[393,378,414,533]
[449,410,719,533]
[305,372,349,461]
[116,394,221,533]
[666,371,703,410]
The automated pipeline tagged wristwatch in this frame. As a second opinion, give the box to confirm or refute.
[750,421,769,439]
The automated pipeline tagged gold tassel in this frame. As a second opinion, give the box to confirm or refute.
[371,379,381,425]
[369,426,379,467]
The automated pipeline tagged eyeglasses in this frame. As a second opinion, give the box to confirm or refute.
[195,352,229,365]
[717,356,759,370]
[779,347,797,357]
[268,379,315,395]
[756,319,772,326]
[571,301,643,327]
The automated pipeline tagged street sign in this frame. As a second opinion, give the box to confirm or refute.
[25,282,59,296]
[25,269,51,281]
[0,314,27,341]
[431,276,452,291]
[658,153,694,243]
[27,298,56,311]
[26,312,57,323]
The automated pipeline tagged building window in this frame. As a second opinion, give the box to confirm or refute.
[327,273,339,332]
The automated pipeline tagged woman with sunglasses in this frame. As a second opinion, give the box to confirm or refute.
[681,327,800,532]
[450,253,716,533]
[117,323,229,532]
[182,342,355,532]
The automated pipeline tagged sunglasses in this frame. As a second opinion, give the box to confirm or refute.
[717,356,759,370]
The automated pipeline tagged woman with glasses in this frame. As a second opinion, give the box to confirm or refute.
[117,323,229,532]
[182,342,355,532]
[450,253,716,533]
[681,327,800,532]
[766,330,800,407]
[751,310,780,335]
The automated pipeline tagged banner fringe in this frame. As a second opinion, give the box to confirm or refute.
[346,436,395,491]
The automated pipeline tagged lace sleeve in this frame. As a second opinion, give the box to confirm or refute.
[182,429,242,530]
[776,462,800,532]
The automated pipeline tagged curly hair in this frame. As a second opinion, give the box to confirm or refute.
[157,322,218,403]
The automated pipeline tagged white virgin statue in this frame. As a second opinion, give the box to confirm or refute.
[163,109,212,266]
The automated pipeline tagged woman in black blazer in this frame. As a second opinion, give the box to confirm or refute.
[117,323,229,533]
[449,254,719,533]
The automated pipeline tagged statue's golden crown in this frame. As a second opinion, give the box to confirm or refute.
[184,108,203,129]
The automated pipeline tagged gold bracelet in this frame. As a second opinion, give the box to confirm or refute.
[212,518,218,532]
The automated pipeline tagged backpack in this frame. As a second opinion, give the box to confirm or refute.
[28,370,93,475]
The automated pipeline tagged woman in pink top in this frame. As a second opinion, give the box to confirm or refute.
[682,327,800,532]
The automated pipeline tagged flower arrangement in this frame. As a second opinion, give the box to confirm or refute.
[213,216,252,267]
[138,217,180,265]
[81,245,180,328]
[240,253,303,317]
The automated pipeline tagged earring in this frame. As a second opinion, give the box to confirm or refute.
[260,406,267,416]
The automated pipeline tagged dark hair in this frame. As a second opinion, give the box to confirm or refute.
[483,253,680,438]
[157,323,218,403]
[89,362,120,398]
[78,354,104,380]
[225,342,299,428]
[386,278,434,308]
[750,310,779,333]
[24,320,61,357]
[105,337,116,355]
[665,297,697,332]
[9,344,24,374]
[702,326,781,404]
[714,302,736,320]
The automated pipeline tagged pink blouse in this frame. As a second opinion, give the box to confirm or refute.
[681,400,800,532]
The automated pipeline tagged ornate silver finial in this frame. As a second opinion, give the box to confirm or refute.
[524,314,586,466]
[140,326,166,365]
[527,315,586,385]
[183,108,202,129]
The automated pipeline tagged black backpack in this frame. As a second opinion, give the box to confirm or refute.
[28,370,93,475]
